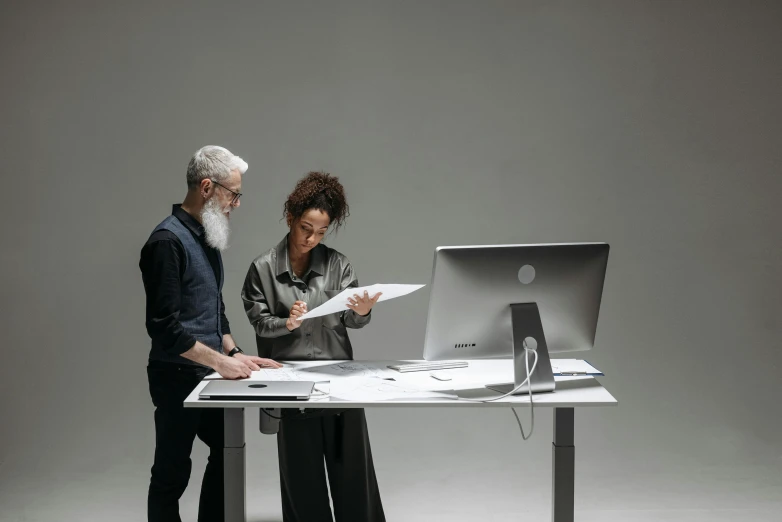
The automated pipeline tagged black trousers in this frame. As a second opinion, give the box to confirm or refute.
[147,362,224,522]
[277,408,385,522]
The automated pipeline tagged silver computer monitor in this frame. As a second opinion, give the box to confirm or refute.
[423,243,609,394]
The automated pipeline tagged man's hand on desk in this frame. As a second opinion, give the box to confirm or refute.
[234,353,283,371]
[214,356,253,380]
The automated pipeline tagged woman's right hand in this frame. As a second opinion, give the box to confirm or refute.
[286,300,308,331]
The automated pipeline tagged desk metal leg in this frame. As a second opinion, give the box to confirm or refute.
[552,407,575,522]
[224,408,246,522]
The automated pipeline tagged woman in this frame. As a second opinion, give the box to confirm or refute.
[241,171,385,522]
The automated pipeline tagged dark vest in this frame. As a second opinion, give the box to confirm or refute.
[148,215,223,365]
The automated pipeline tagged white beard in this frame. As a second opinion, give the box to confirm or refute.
[201,197,231,251]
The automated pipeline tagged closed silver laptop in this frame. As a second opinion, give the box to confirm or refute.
[199,380,315,401]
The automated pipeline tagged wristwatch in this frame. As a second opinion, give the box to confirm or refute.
[227,346,244,357]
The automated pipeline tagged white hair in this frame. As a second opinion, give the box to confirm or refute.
[186,145,248,189]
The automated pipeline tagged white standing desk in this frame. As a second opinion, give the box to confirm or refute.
[184,360,618,522]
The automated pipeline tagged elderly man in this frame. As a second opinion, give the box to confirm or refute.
[140,145,281,522]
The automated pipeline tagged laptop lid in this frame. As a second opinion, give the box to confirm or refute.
[199,380,315,401]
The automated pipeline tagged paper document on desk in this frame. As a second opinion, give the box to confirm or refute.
[551,359,603,376]
[294,361,396,380]
[203,368,304,381]
[202,362,396,382]
[330,377,458,401]
[299,284,425,320]
[252,368,303,381]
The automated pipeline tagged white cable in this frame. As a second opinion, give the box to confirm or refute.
[310,384,330,399]
[458,347,538,402]
[455,343,538,440]
[511,345,534,440]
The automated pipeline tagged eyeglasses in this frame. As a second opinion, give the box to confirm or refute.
[210,179,242,204]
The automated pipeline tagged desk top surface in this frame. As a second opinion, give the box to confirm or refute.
[184,359,618,409]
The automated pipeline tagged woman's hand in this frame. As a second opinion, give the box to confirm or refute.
[286,300,308,331]
[346,291,382,316]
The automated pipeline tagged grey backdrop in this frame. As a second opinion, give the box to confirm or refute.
[1,1,780,521]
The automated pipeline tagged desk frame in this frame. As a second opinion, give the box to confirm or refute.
[185,361,616,522]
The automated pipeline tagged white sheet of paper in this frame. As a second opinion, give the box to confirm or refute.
[203,368,304,381]
[299,283,425,320]
[252,368,301,381]
[203,362,397,383]
[293,361,397,380]
[330,377,458,401]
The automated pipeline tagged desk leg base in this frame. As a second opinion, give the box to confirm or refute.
[225,446,246,522]
[552,408,575,522]
[224,409,246,522]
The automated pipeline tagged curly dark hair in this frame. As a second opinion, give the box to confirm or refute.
[283,171,350,231]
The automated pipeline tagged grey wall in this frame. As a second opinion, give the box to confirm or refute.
[1,1,780,520]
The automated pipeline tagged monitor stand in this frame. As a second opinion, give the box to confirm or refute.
[485,303,556,395]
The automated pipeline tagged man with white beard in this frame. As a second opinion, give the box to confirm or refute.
[140,145,282,522]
